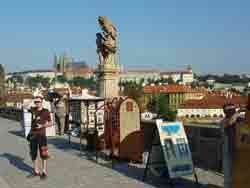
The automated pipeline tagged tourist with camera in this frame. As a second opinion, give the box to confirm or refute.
[27,96,52,179]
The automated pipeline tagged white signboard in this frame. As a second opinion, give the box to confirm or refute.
[156,120,194,178]
[141,112,153,120]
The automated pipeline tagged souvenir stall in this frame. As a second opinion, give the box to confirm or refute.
[68,95,105,156]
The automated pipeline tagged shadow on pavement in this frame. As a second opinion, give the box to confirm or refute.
[100,161,207,188]
[8,130,24,138]
[48,137,223,188]
[48,136,81,152]
[0,153,33,174]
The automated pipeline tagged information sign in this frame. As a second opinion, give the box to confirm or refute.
[156,120,194,178]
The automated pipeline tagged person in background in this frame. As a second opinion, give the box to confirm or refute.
[221,103,244,188]
[54,95,67,135]
[28,96,52,179]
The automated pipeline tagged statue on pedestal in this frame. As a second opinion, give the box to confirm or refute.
[96,16,119,99]
[96,16,117,66]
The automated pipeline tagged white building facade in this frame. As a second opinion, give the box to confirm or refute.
[160,66,194,84]
[119,66,194,84]
[10,69,57,80]
[177,108,224,118]
[119,70,160,83]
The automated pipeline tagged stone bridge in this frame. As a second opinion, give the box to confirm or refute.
[0,115,223,188]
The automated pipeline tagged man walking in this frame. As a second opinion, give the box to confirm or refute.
[28,96,52,179]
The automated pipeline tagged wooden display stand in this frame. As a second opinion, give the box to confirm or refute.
[105,97,143,163]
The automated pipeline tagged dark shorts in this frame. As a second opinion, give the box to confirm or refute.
[29,135,48,160]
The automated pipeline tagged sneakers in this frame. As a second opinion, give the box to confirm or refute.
[40,172,47,180]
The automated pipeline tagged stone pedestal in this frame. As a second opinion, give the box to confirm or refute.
[96,63,120,99]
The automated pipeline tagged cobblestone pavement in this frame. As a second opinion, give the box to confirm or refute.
[0,117,223,188]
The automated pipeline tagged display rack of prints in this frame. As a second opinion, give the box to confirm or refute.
[156,120,194,178]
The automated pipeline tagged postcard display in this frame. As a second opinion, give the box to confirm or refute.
[69,100,81,125]
[156,120,194,178]
[69,100,105,136]
[88,101,105,136]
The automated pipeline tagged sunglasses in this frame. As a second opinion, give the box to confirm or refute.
[34,101,42,104]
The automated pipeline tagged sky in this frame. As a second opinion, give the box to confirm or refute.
[0,0,250,74]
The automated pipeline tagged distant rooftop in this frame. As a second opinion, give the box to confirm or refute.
[143,84,205,94]
[179,95,248,109]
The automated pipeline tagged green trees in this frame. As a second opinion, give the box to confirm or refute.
[121,81,177,121]
[7,75,24,85]
[197,74,250,84]
[7,74,51,89]
[68,76,96,90]
[53,75,67,83]
[51,75,96,90]
[120,79,177,121]
[156,94,177,121]
[122,81,143,104]
[146,94,177,121]
[7,73,97,92]
[40,77,51,88]
[165,77,175,84]
[25,76,51,88]
[0,64,5,107]
[146,77,175,85]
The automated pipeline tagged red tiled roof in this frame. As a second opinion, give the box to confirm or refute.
[66,68,94,78]
[73,68,93,74]
[179,95,248,109]
[143,84,204,94]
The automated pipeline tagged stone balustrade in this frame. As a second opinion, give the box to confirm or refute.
[0,107,22,121]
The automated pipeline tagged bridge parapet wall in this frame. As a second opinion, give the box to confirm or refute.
[0,107,22,121]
